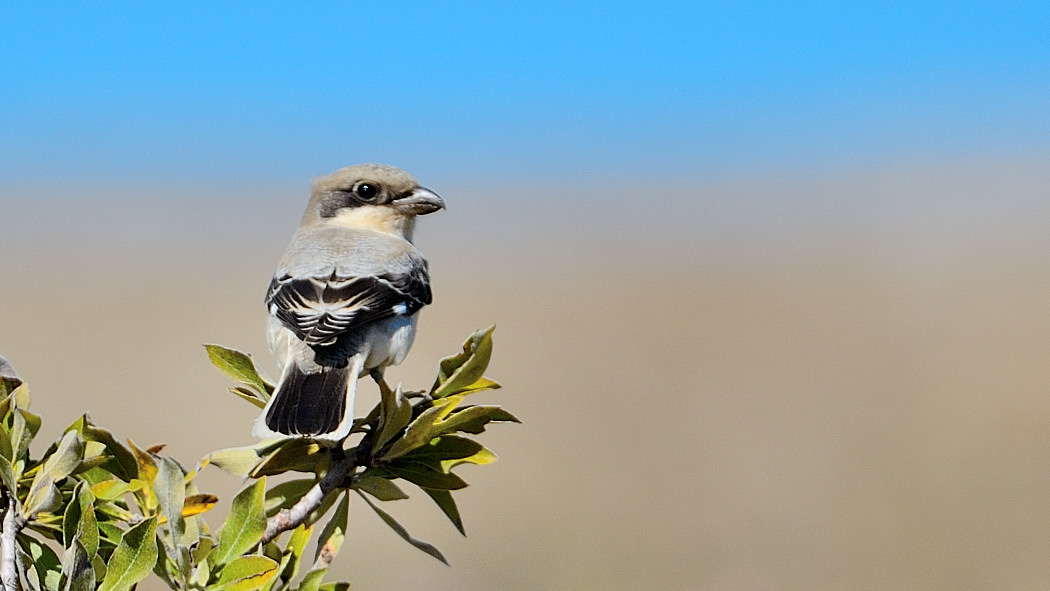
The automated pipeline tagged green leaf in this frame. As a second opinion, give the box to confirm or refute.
[264,479,315,516]
[61,538,96,591]
[12,382,31,410]
[43,430,86,482]
[380,402,516,462]
[24,474,61,517]
[422,488,464,535]
[20,535,63,591]
[356,491,448,565]
[273,523,312,586]
[399,435,498,473]
[352,475,409,502]
[374,384,412,453]
[215,555,279,591]
[214,477,267,566]
[98,515,158,591]
[189,557,210,588]
[313,493,348,565]
[25,431,84,516]
[230,386,268,409]
[91,554,107,587]
[89,479,143,502]
[0,417,12,463]
[126,440,158,484]
[250,439,327,477]
[440,405,520,435]
[13,407,42,461]
[66,416,138,482]
[385,460,468,491]
[296,568,328,591]
[430,326,496,399]
[63,482,99,557]
[205,344,274,400]
[378,396,463,461]
[0,353,21,397]
[96,522,125,547]
[207,445,267,478]
[191,536,214,562]
[155,456,187,544]
[317,584,351,591]
[0,455,17,493]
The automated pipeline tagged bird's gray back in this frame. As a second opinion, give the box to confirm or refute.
[277,227,425,278]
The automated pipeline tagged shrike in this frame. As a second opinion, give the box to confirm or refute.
[253,164,444,441]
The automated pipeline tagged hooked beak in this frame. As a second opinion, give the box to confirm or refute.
[392,186,445,215]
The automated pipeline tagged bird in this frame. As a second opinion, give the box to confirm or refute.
[253,163,445,441]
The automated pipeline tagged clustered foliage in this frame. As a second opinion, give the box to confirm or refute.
[0,327,514,591]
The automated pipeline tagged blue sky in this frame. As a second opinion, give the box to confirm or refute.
[2,2,1049,188]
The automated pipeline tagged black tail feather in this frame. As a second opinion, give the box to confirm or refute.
[265,365,351,437]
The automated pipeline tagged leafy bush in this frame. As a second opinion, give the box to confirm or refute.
[0,326,514,591]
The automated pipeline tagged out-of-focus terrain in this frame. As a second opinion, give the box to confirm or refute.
[3,160,1050,589]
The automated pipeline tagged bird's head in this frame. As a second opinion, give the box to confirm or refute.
[304,163,445,240]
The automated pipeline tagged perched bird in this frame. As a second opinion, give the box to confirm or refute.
[253,164,445,441]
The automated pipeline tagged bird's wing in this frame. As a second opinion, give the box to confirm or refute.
[266,263,431,347]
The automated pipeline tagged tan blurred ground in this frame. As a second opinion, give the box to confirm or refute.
[3,161,1050,589]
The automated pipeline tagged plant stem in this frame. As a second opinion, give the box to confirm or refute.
[0,493,26,591]
[260,446,360,544]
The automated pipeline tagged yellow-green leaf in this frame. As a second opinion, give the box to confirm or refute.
[313,493,348,567]
[89,479,143,501]
[155,455,187,544]
[352,475,409,502]
[422,488,464,535]
[0,354,21,397]
[374,384,412,453]
[0,456,16,493]
[229,387,268,409]
[430,326,495,399]
[442,446,497,471]
[250,439,326,477]
[205,345,274,400]
[21,535,62,591]
[297,568,328,591]
[183,494,219,517]
[378,396,463,461]
[264,479,315,516]
[215,555,279,591]
[208,446,266,478]
[66,416,138,482]
[439,405,520,435]
[98,516,158,591]
[13,407,42,462]
[275,523,312,585]
[127,440,158,484]
[356,491,447,565]
[24,474,60,517]
[63,482,99,557]
[214,478,267,566]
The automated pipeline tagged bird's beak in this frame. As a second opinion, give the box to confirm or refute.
[392,186,445,215]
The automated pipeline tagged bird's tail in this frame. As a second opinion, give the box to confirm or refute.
[252,356,361,442]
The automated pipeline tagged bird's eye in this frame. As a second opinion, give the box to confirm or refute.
[354,183,379,201]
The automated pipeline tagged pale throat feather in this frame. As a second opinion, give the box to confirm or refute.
[330,206,416,242]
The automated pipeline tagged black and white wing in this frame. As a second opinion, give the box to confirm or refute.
[266,264,431,347]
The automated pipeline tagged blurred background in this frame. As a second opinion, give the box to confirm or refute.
[3,3,1050,589]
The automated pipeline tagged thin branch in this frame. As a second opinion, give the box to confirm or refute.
[0,493,26,591]
[260,445,362,545]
